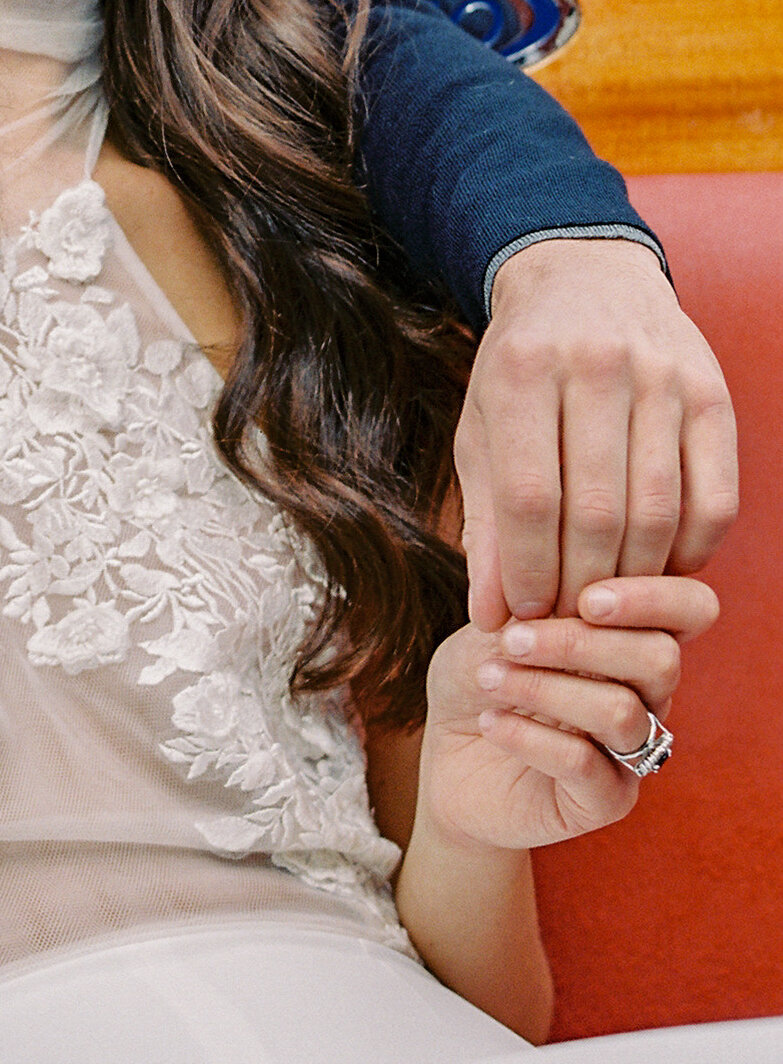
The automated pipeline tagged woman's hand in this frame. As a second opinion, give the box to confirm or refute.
[417,576,719,853]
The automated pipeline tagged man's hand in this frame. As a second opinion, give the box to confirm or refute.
[454,238,738,627]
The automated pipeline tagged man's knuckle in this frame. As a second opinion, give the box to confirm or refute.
[575,341,632,381]
[639,361,680,397]
[682,494,739,564]
[635,512,680,540]
[688,377,733,418]
[461,514,490,553]
[700,489,740,531]
[502,475,561,523]
[482,334,551,389]
[515,568,556,591]
[508,574,558,617]
[631,492,680,537]
[571,490,624,538]
[500,332,552,372]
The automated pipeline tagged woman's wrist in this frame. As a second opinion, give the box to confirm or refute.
[402,796,534,879]
[396,806,553,1043]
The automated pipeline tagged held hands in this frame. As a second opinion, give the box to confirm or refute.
[417,577,718,853]
[455,238,739,625]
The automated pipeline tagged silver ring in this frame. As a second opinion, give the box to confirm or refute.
[604,711,673,778]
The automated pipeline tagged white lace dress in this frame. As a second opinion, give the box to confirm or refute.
[0,0,410,971]
[0,6,535,1060]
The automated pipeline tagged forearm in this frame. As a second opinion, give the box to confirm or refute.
[396,807,553,1044]
[353,0,665,328]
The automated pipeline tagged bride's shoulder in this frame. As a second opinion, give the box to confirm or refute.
[93,140,240,377]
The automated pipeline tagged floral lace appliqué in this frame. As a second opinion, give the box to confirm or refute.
[0,180,407,949]
[27,180,112,283]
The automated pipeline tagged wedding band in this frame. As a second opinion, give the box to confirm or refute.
[604,711,673,778]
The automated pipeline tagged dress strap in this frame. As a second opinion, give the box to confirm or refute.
[84,93,110,178]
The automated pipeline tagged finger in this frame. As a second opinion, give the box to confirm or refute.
[482,371,562,619]
[556,373,630,616]
[578,576,720,643]
[456,412,510,630]
[667,385,739,573]
[477,661,665,753]
[498,618,680,707]
[478,711,638,827]
[618,392,682,576]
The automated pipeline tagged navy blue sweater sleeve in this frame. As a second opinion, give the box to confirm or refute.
[355,0,666,329]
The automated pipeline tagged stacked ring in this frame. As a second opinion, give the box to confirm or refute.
[604,711,673,778]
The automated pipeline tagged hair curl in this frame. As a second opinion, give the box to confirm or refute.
[101,0,472,728]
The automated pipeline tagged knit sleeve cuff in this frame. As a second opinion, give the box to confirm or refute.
[483,224,670,319]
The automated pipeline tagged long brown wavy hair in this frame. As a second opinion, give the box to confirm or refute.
[100,0,472,728]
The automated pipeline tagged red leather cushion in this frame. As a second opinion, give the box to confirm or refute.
[533,173,783,1042]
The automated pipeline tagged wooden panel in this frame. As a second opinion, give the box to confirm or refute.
[529,0,783,173]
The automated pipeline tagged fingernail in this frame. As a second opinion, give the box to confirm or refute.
[502,623,535,657]
[476,661,508,691]
[584,586,618,617]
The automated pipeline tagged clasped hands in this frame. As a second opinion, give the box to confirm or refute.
[422,238,738,853]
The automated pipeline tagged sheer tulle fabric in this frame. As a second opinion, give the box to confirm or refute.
[0,0,412,969]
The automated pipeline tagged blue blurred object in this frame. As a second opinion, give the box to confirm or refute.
[433,0,580,66]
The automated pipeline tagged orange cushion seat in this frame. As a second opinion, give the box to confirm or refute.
[533,172,783,1042]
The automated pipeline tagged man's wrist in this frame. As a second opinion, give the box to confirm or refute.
[486,227,670,320]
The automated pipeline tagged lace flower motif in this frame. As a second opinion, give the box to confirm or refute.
[34,181,112,283]
[27,602,130,674]
[39,302,139,425]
